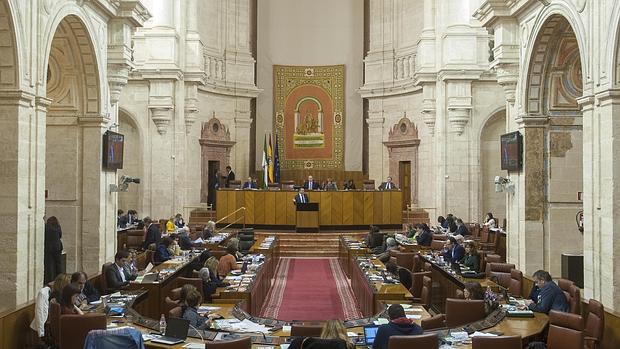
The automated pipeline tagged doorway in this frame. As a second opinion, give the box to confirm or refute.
[399,161,411,210]
[207,161,220,207]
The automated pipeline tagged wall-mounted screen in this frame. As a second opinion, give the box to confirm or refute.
[500,131,522,172]
[103,131,124,170]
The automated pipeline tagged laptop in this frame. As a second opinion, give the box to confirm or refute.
[151,317,190,345]
[140,272,159,283]
[363,325,379,349]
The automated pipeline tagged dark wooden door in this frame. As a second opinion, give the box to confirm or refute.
[399,161,411,210]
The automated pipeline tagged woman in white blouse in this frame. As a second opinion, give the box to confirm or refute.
[484,212,497,229]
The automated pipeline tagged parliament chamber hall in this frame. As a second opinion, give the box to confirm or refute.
[2,0,620,348]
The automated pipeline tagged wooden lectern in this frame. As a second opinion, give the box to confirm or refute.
[296,202,319,233]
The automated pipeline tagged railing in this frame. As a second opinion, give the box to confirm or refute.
[183,203,213,220]
[204,51,226,81]
[215,206,246,233]
[393,51,416,81]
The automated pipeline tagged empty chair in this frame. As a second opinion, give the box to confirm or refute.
[430,240,445,250]
[392,251,414,271]
[388,333,438,349]
[397,268,413,290]
[177,277,204,296]
[445,299,486,327]
[363,180,375,190]
[508,269,523,297]
[418,275,432,308]
[421,314,446,330]
[290,324,324,337]
[228,180,241,189]
[59,314,107,349]
[409,271,431,299]
[100,262,113,294]
[568,284,581,315]
[412,254,423,272]
[281,180,295,190]
[432,234,448,241]
[584,299,605,349]
[472,335,521,349]
[205,336,252,349]
[267,183,280,191]
[546,310,584,349]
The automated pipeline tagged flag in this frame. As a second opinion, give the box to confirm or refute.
[268,133,274,183]
[261,134,268,189]
[274,133,281,183]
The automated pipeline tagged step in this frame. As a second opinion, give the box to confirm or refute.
[281,251,339,257]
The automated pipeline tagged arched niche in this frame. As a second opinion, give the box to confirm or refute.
[383,116,420,208]
[199,115,235,204]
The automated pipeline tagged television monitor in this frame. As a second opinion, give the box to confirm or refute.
[103,131,124,170]
[500,131,522,171]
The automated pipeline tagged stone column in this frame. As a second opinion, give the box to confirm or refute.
[234,108,253,179]
[366,111,385,183]
[0,90,45,311]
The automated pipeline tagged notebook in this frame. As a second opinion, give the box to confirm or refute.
[151,317,190,345]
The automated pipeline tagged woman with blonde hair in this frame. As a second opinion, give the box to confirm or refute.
[50,273,71,302]
[320,320,354,349]
[203,256,228,301]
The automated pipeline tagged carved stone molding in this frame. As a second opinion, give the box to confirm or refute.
[447,96,472,135]
[420,84,436,134]
[494,63,518,104]
[184,83,199,134]
[108,63,130,105]
[149,106,173,135]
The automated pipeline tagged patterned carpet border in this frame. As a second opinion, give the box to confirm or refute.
[329,258,363,320]
[259,257,291,318]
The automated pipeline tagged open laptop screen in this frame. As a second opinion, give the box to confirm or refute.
[166,317,190,340]
[364,325,379,345]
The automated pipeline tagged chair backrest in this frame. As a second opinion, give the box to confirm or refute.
[281,180,295,190]
[508,269,523,297]
[445,299,486,327]
[101,262,113,294]
[420,275,432,308]
[568,284,581,315]
[397,268,413,290]
[205,336,252,349]
[472,335,521,349]
[455,289,465,299]
[412,254,423,272]
[176,277,204,296]
[388,333,438,349]
[169,306,183,319]
[59,314,107,349]
[409,271,431,298]
[228,180,241,189]
[423,262,432,272]
[430,240,445,250]
[584,298,605,347]
[169,287,182,301]
[393,251,414,271]
[49,300,61,345]
[165,297,180,316]
[547,310,584,349]
[363,180,375,190]
[432,234,448,241]
[290,324,324,337]
[126,229,144,250]
[267,183,280,190]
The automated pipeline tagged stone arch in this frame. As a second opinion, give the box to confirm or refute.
[525,15,583,116]
[0,0,20,89]
[522,4,587,108]
[479,109,507,224]
[41,6,103,115]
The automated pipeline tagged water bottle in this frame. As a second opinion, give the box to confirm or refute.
[159,314,167,334]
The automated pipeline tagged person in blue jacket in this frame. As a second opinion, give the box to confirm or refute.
[523,270,570,313]
[442,237,465,263]
[372,304,423,349]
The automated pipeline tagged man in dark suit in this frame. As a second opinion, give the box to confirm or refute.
[442,237,465,263]
[379,176,398,190]
[105,250,137,291]
[455,218,470,236]
[303,175,320,190]
[225,165,235,188]
[523,270,570,313]
[142,217,160,250]
[242,177,257,189]
[293,187,309,204]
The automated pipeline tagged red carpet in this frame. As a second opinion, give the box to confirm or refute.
[260,258,362,321]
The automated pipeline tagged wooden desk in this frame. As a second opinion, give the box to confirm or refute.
[128,256,197,319]
[216,189,402,228]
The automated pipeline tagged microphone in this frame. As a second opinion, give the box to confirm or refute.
[188,323,204,342]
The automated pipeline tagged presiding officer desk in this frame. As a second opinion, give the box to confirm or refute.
[216,189,403,228]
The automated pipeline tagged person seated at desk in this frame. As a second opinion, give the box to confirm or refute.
[303,175,320,190]
[343,179,356,190]
[201,257,229,301]
[70,271,100,304]
[442,237,465,264]
[126,209,139,226]
[448,219,458,234]
[415,223,433,247]
[377,237,398,263]
[142,217,161,250]
[106,250,137,291]
[124,250,140,279]
[182,289,218,330]
[117,209,125,228]
[293,187,310,204]
[385,261,412,290]
[464,282,497,315]
[242,177,258,189]
[50,273,71,302]
[378,176,397,190]
[173,213,186,229]
[155,237,174,264]
[437,216,448,230]
[217,245,240,278]
[324,178,338,191]
[483,212,496,229]
[165,216,176,233]
[373,304,423,349]
[455,218,470,236]
[522,270,570,314]
[462,241,481,272]
[176,229,193,250]
[60,283,84,315]
[320,320,354,349]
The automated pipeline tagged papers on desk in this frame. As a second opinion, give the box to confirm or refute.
[214,318,270,333]
[142,333,158,341]
[183,344,206,349]
[373,318,389,325]
[192,237,205,244]
[144,262,154,274]
[199,306,221,312]
[470,331,498,337]
[406,314,422,320]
